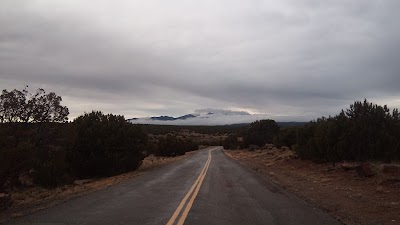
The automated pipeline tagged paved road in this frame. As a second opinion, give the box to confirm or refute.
[10,147,342,225]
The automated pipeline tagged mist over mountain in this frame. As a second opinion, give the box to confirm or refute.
[128,108,304,125]
[194,109,250,116]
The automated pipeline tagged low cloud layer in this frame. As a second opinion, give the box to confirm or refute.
[1,1,400,124]
[131,109,291,125]
[133,114,268,126]
[194,109,250,116]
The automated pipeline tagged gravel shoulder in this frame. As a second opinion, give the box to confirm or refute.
[224,149,400,225]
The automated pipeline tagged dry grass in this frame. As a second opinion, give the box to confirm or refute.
[225,148,296,167]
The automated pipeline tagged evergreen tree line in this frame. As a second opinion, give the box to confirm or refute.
[295,99,400,162]
[0,111,148,190]
[140,123,249,135]
[224,100,400,163]
[154,134,199,157]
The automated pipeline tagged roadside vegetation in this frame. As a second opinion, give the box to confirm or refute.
[140,123,248,135]
[0,87,208,197]
[0,88,149,192]
[224,99,400,163]
[295,99,400,162]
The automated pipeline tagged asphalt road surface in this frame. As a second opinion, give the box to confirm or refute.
[10,147,342,225]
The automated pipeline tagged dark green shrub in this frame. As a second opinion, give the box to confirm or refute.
[33,145,71,187]
[273,127,298,149]
[223,134,242,150]
[245,120,279,147]
[70,111,147,178]
[156,134,197,156]
[0,141,35,190]
[0,123,73,189]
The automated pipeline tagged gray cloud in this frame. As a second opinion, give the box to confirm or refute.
[1,0,400,123]
[194,109,250,116]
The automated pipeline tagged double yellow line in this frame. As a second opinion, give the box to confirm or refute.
[166,147,217,225]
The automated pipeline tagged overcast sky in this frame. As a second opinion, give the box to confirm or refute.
[1,0,400,123]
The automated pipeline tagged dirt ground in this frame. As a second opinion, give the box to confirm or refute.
[225,148,400,225]
[0,152,195,223]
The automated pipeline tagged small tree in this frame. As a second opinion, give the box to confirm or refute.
[70,111,147,178]
[156,134,197,157]
[245,120,279,147]
[0,86,69,123]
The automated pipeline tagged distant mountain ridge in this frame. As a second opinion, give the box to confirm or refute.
[149,114,197,121]
[126,109,307,126]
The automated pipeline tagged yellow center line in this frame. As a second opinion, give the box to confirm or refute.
[166,157,209,225]
[166,147,217,225]
[176,149,213,225]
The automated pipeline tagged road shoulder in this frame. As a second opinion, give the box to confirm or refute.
[0,152,196,224]
[224,149,400,225]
